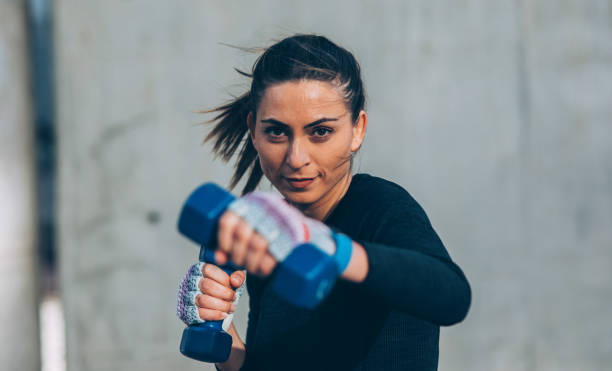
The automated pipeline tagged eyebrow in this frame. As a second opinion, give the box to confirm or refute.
[260,117,339,128]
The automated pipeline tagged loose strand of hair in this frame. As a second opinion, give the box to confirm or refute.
[200,92,251,162]
[241,157,264,196]
[229,137,259,191]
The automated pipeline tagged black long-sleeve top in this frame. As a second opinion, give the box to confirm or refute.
[241,173,471,370]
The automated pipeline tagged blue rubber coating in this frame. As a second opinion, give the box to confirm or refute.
[273,243,338,309]
[180,324,232,363]
[178,183,235,247]
[331,232,353,274]
[202,318,224,331]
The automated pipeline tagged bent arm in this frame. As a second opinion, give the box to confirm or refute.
[215,323,245,371]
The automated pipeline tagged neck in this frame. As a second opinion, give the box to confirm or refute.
[294,172,353,221]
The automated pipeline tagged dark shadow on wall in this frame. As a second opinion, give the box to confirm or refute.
[27,0,57,293]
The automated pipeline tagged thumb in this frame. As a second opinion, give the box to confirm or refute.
[230,270,246,289]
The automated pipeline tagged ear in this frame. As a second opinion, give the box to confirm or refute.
[350,110,368,152]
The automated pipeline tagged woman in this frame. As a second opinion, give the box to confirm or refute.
[178,34,471,371]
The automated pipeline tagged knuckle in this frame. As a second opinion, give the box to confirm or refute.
[218,212,235,229]
[249,235,266,251]
[246,261,257,274]
[199,295,216,309]
[202,263,213,277]
[203,264,227,283]
[232,250,246,265]
[224,288,235,301]
[234,221,252,240]
[200,278,213,294]
[245,252,261,272]
[260,265,272,276]
[260,255,276,276]
[197,307,207,320]
[202,279,233,300]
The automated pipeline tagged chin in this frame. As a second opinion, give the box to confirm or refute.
[280,191,312,204]
[277,188,317,206]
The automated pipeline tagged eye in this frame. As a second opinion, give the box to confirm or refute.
[312,127,333,137]
[264,126,287,140]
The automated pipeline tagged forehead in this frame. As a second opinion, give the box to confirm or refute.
[258,80,347,120]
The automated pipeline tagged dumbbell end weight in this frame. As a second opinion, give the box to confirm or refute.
[178,183,235,246]
[180,322,232,363]
[273,243,338,309]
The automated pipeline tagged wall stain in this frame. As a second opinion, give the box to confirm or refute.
[89,110,156,159]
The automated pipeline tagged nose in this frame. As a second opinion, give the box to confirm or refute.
[285,138,310,170]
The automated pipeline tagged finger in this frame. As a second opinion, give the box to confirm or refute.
[229,218,254,266]
[195,294,235,314]
[229,270,246,289]
[199,277,236,301]
[246,232,268,274]
[197,307,229,321]
[217,211,241,254]
[258,253,277,277]
[202,263,231,287]
[214,250,229,266]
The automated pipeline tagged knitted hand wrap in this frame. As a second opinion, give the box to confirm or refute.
[228,191,336,261]
[176,262,245,328]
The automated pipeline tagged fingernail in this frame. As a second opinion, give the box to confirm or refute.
[230,304,236,313]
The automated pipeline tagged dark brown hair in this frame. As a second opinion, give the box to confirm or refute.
[203,34,366,195]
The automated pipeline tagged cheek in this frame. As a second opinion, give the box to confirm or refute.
[256,145,284,177]
[319,136,353,172]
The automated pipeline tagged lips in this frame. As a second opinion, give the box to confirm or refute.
[283,176,316,189]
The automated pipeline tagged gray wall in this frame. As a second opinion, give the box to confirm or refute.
[53,1,612,370]
[0,1,40,370]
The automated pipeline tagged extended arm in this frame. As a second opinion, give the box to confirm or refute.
[341,202,471,326]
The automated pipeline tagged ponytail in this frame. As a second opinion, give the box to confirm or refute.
[202,92,263,195]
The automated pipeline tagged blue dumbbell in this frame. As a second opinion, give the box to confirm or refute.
[177,184,238,363]
[177,184,339,361]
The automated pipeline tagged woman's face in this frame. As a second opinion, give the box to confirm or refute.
[248,80,367,217]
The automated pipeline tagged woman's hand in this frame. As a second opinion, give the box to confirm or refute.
[177,262,245,325]
[213,190,316,277]
[213,211,278,276]
[197,264,245,321]
[212,191,359,280]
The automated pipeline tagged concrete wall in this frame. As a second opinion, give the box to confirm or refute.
[0,1,40,370]
[54,1,612,370]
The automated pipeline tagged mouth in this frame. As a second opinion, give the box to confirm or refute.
[282,176,317,189]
